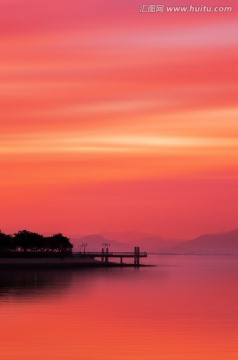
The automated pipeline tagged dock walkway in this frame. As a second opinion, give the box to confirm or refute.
[75,247,147,265]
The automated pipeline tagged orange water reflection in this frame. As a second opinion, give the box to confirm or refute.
[0,256,238,360]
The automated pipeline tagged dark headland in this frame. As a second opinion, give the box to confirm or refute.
[0,230,148,268]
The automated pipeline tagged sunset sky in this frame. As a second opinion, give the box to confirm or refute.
[0,0,238,239]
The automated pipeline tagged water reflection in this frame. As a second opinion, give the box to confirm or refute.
[0,266,163,299]
[0,269,73,298]
[0,257,238,360]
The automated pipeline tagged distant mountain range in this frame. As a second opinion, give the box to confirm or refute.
[72,229,238,255]
[100,231,179,252]
[72,234,132,252]
[166,229,238,255]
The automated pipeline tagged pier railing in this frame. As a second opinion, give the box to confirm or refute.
[75,251,147,257]
[74,248,147,265]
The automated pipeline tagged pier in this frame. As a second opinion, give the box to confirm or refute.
[76,246,147,266]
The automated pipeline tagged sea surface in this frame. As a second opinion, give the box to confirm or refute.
[0,255,238,360]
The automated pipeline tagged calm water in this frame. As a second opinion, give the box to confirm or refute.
[0,255,238,360]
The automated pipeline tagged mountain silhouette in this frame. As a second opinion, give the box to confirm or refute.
[72,228,238,254]
[165,229,238,254]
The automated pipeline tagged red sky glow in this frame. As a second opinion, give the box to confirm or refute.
[0,0,238,239]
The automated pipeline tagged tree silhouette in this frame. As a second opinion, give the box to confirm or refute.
[46,233,73,252]
[14,230,44,252]
[0,231,15,253]
[0,230,73,256]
